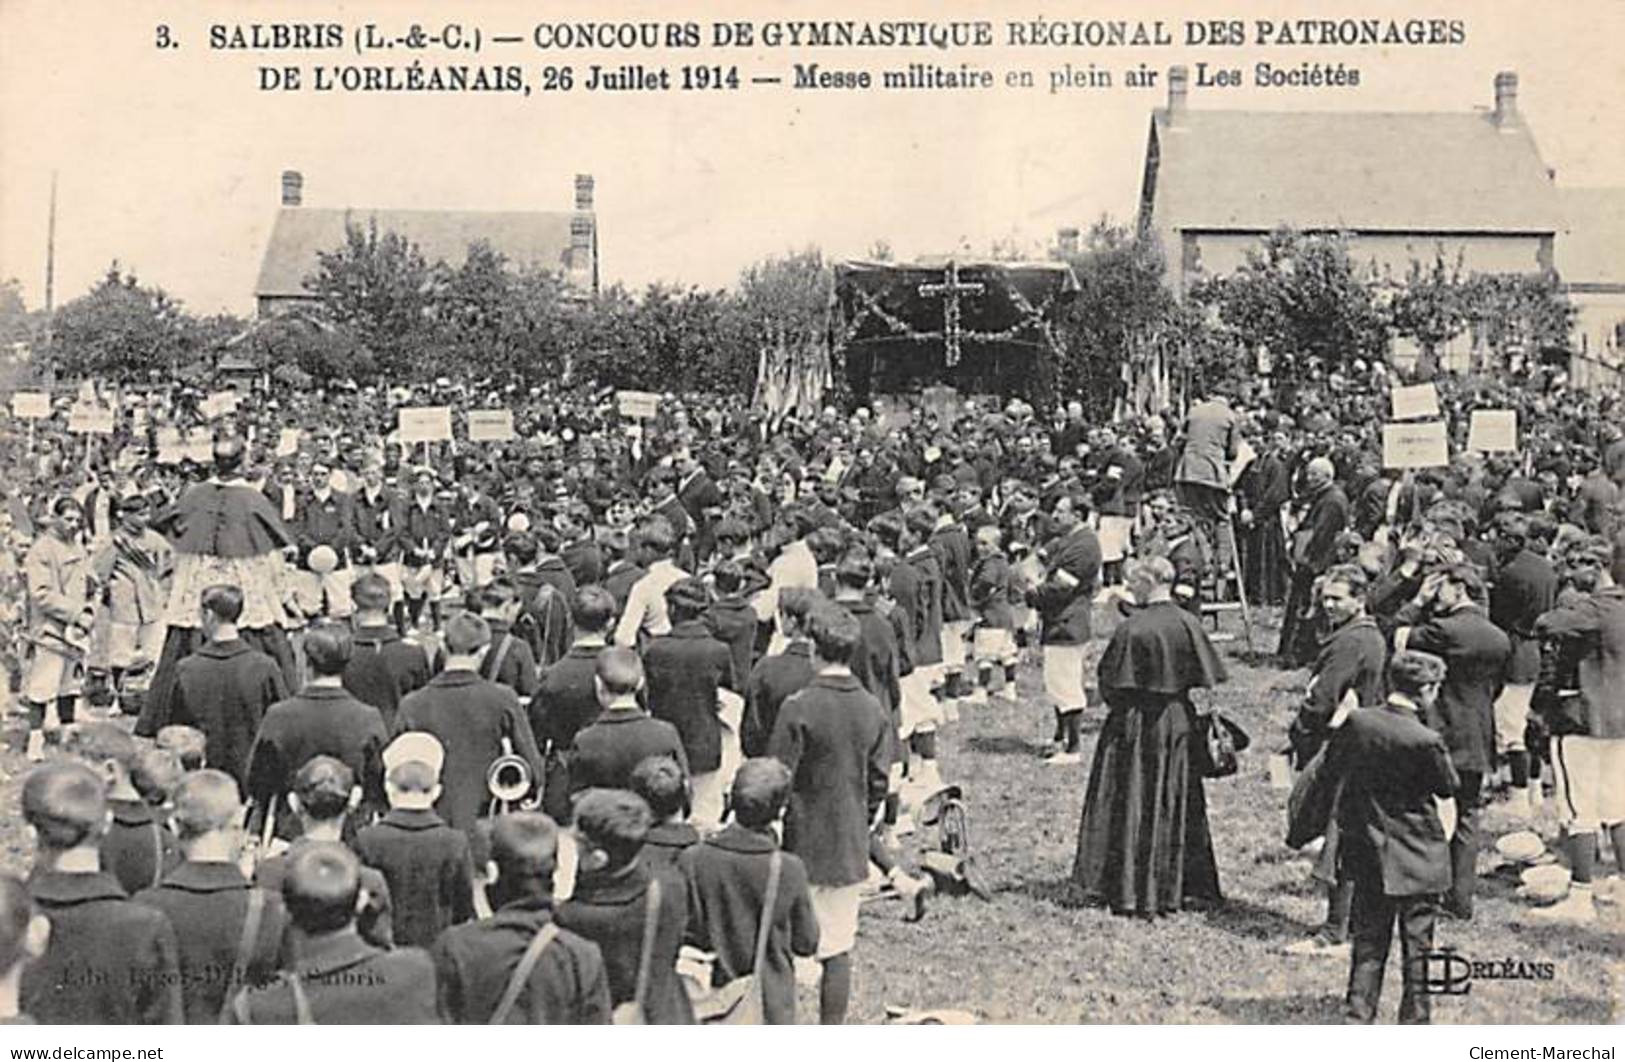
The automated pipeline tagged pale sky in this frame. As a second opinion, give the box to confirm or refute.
[2,0,1621,317]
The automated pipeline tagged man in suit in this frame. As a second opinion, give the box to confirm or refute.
[768,606,890,1025]
[641,578,735,828]
[1280,457,1352,667]
[350,457,407,606]
[1395,563,1510,920]
[570,648,690,795]
[394,613,545,852]
[742,587,821,759]
[246,623,391,834]
[1317,650,1460,1024]
[228,843,439,1024]
[430,812,610,1024]
[293,460,358,619]
[532,585,616,768]
[1174,388,1240,566]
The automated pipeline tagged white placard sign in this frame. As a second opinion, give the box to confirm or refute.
[276,428,302,457]
[467,409,515,442]
[1382,421,1449,469]
[182,431,215,464]
[616,390,660,420]
[398,406,453,444]
[201,391,240,419]
[67,406,115,434]
[1467,410,1518,453]
[1390,383,1440,420]
[156,427,183,464]
[10,392,49,419]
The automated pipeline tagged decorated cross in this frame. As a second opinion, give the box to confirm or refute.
[918,261,985,368]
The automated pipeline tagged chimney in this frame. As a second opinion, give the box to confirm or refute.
[574,174,594,211]
[280,170,303,207]
[1166,66,1189,126]
[1493,71,1519,128]
[1057,227,1080,257]
[570,216,593,254]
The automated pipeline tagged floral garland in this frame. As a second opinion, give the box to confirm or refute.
[835,280,1065,362]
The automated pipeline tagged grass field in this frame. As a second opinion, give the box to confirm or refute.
[0,605,1618,1025]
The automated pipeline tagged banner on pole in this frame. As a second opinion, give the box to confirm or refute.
[616,390,660,420]
[1467,410,1518,453]
[10,392,49,419]
[467,409,515,442]
[67,406,115,434]
[1382,421,1449,469]
[1390,383,1440,421]
[398,406,452,444]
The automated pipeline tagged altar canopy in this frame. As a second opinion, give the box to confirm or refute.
[831,260,1078,406]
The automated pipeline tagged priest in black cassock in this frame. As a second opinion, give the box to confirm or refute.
[1071,554,1226,917]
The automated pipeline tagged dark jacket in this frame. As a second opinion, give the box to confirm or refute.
[603,561,647,617]
[891,548,945,666]
[351,622,434,703]
[431,897,611,1024]
[355,808,475,949]
[1293,614,1387,763]
[532,642,607,754]
[768,672,890,886]
[1400,603,1512,774]
[562,537,605,589]
[1291,484,1350,576]
[930,522,973,624]
[1032,525,1101,644]
[294,489,357,559]
[843,598,903,736]
[103,798,182,899]
[1535,586,1625,739]
[134,862,289,1024]
[742,643,816,759]
[642,620,734,774]
[480,620,541,701]
[555,862,694,1024]
[342,639,402,727]
[247,685,390,823]
[152,638,288,786]
[679,825,819,1025]
[24,870,184,1025]
[227,928,439,1024]
[1324,700,1461,896]
[350,485,407,562]
[569,706,690,795]
[395,670,545,839]
[704,594,760,694]
[641,822,701,877]
[1490,548,1558,685]
[969,552,1017,629]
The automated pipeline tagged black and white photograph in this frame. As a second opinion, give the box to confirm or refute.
[0,0,1621,1038]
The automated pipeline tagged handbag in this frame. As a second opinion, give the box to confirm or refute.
[1195,710,1250,778]
[488,923,560,1024]
[611,878,661,1025]
[693,850,781,1025]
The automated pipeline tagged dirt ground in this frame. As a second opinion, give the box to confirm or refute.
[1,605,1618,1025]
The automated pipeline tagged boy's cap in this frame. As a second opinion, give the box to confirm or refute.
[383,732,445,777]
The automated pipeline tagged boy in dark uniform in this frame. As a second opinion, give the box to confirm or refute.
[555,789,694,1024]
[569,649,691,795]
[631,756,699,874]
[477,578,542,702]
[430,813,610,1024]
[64,723,180,896]
[22,761,184,1024]
[742,588,820,759]
[679,758,820,1025]
[229,842,440,1024]
[254,756,393,948]
[134,770,288,1023]
[355,733,475,948]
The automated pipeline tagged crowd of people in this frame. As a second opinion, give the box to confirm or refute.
[0,357,1621,1025]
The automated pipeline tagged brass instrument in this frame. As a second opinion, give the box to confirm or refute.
[485,738,537,816]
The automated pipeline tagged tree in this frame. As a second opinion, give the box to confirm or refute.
[1387,250,1472,380]
[49,265,196,378]
[305,219,448,379]
[733,247,832,402]
[1052,218,1184,420]
[1463,272,1574,371]
[1190,228,1389,389]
